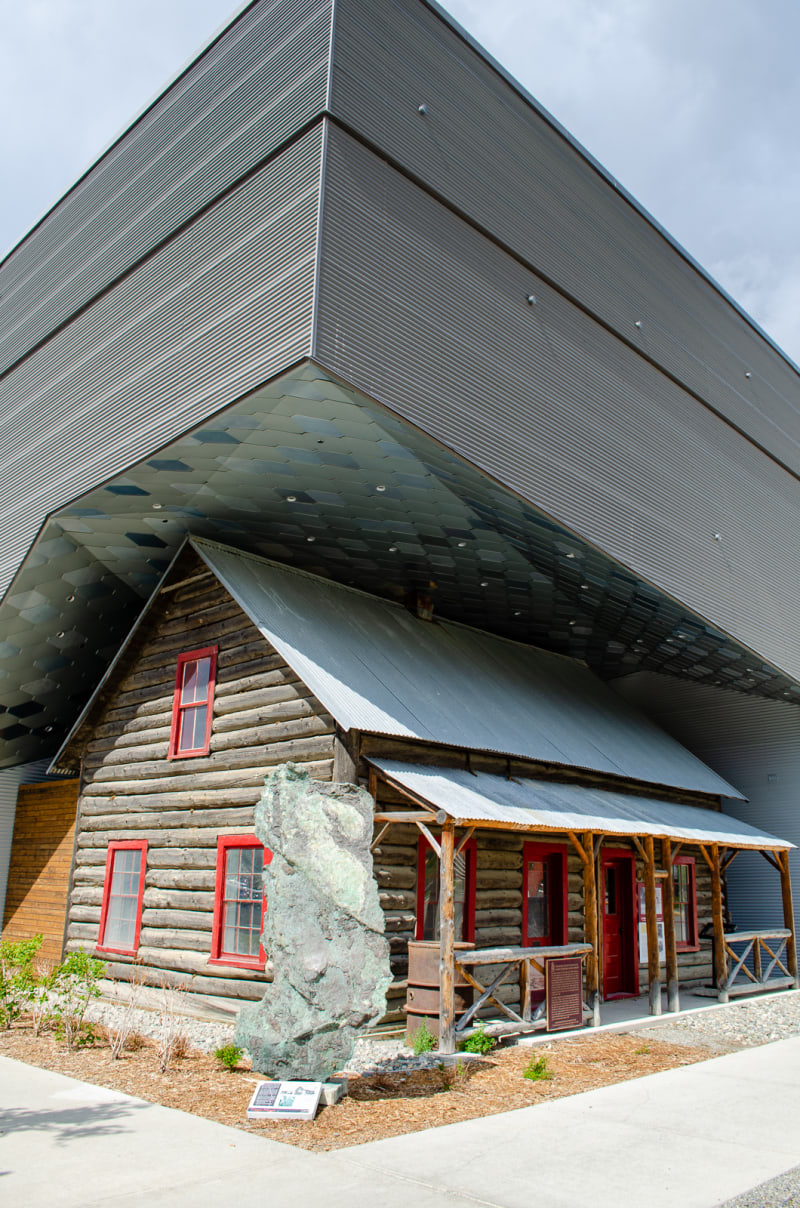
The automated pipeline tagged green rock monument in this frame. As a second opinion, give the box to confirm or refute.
[235,762,391,1080]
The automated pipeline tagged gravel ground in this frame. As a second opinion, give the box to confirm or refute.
[720,1167,800,1208]
[636,992,800,1053]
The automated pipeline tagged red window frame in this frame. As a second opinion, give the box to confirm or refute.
[521,841,569,947]
[415,835,477,944]
[210,835,272,970]
[168,645,217,759]
[673,854,699,951]
[97,840,147,956]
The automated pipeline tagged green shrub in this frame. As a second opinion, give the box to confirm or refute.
[411,1018,437,1055]
[215,1043,243,1072]
[523,1054,553,1082]
[49,951,106,1049]
[0,935,43,1029]
[459,1024,496,1056]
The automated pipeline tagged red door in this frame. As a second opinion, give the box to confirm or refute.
[523,843,567,1004]
[601,852,637,998]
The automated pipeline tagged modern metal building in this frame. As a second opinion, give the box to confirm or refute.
[2,0,800,928]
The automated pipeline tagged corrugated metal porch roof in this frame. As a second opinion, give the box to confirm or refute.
[370,760,791,850]
[194,539,743,800]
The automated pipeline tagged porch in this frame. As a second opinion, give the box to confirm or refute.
[368,759,799,1053]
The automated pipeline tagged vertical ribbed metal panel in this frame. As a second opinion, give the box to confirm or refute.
[0,759,51,934]
[329,0,800,478]
[314,125,800,685]
[0,0,331,374]
[0,126,323,598]
[613,672,800,931]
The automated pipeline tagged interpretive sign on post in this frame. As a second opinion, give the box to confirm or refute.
[246,1080,323,1121]
[546,956,584,1031]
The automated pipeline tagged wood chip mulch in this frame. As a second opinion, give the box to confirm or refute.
[0,1024,714,1152]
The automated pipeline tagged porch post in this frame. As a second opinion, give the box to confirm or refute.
[438,820,456,1054]
[661,838,680,1013]
[709,842,728,1003]
[779,850,800,989]
[643,835,662,1016]
[583,831,601,1026]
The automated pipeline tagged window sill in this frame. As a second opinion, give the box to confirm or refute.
[95,945,139,958]
[208,956,266,972]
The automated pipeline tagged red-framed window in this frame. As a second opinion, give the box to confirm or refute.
[673,855,699,951]
[210,835,272,970]
[415,835,476,943]
[522,841,568,947]
[97,840,147,956]
[168,646,217,759]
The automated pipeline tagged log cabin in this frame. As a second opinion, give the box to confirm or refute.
[50,537,797,1043]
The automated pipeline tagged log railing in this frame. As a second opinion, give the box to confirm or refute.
[721,929,795,998]
[453,943,593,1038]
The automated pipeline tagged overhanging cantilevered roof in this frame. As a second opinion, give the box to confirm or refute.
[194,538,743,800]
[370,760,791,851]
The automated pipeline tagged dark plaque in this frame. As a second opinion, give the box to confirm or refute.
[546,956,584,1032]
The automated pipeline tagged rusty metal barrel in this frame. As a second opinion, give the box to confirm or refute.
[405,939,475,1043]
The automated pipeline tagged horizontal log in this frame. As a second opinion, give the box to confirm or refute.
[214,661,297,697]
[372,844,418,866]
[71,886,103,907]
[475,851,522,871]
[143,890,215,912]
[86,733,334,785]
[155,601,245,641]
[374,867,416,890]
[144,870,216,892]
[378,890,417,911]
[213,675,302,714]
[118,665,174,695]
[71,867,106,886]
[217,639,273,669]
[103,693,174,724]
[472,926,522,946]
[80,807,255,833]
[474,891,523,909]
[73,848,108,866]
[474,909,522,928]
[139,928,212,953]
[147,848,219,870]
[70,905,101,924]
[140,909,215,931]
[213,687,318,732]
[75,788,265,812]
[210,704,330,749]
[77,820,256,843]
[382,910,417,932]
[87,723,172,756]
[77,827,237,849]
[475,870,522,890]
[85,767,281,795]
[96,961,269,999]
[133,946,268,982]
[93,710,173,741]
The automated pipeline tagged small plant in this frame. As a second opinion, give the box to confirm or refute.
[411,1018,436,1055]
[523,1054,553,1082]
[107,963,147,1060]
[634,1045,650,1055]
[0,935,43,1029]
[156,981,192,1072]
[49,950,106,1049]
[215,1043,243,1072]
[460,1023,496,1056]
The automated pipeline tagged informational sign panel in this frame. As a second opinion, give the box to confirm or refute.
[247,1080,323,1121]
[546,956,584,1031]
[637,883,666,964]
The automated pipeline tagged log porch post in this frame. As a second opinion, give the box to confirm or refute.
[709,842,728,1003]
[438,820,456,1054]
[661,837,680,1013]
[582,831,601,1026]
[779,849,800,989]
[643,835,661,1016]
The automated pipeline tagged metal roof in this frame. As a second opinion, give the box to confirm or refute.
[370,760,791,850]
[194,538,744,799]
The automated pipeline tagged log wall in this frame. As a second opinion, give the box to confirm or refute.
[66,561,336,998]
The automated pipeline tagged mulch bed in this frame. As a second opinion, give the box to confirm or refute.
[0,1021,716,1151]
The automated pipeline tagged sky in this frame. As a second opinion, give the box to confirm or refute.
[1,0,799,364]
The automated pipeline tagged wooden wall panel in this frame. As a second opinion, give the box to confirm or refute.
[2,779,79,964]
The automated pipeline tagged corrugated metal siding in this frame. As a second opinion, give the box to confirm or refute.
[370,759,789,848]
[329,0,800,478]
[0,759,52,936]
[193,537,741,798]
[314,124,800,685]
[0,0,331,374]
[0,126,323,598]
[613,672,800,930]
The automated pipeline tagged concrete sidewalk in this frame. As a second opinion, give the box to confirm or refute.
[3,1039,800,1207]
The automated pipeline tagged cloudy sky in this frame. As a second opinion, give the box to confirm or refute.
[2,0,799,363]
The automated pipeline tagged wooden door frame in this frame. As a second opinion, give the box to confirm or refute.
[600,847,639,998]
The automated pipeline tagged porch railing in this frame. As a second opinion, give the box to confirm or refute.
[722,929,795,997]
[454,942,593,1038]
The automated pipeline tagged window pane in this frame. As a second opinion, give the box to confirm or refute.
[178,703,208,752]
[527,859,550,940]
[604,866,617,916]
[181,657,210,705]
[103,849,142,950]
[422,847,467,941]
[221,845,264,958]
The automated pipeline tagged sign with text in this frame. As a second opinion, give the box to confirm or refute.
[546,956,584,1031]
[247,1080,323,1121]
